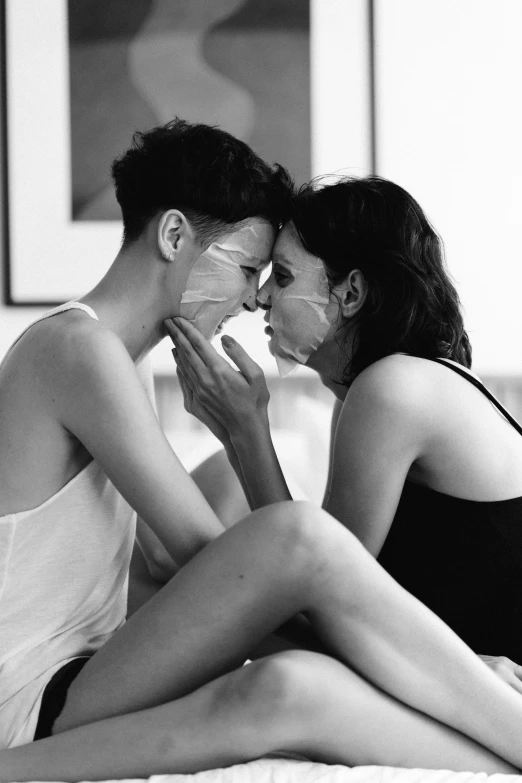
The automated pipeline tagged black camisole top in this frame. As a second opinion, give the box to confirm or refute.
[377,358,522,661]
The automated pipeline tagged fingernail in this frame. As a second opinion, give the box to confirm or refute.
[221,336,235,348]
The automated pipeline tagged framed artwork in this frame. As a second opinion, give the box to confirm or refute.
[1,0,312,304]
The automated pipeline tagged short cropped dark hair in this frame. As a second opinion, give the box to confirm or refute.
[291,176,472,385]
[111,118,294,245]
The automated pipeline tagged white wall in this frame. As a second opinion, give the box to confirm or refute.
[0,20,47,358]
[375,0,522,375]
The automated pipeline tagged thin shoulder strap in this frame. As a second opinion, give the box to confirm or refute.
[429,358,522,436]
[38,301,99,322]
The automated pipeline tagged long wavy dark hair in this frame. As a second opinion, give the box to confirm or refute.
[291,176,472,386]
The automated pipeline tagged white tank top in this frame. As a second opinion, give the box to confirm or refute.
[0,303,137,748]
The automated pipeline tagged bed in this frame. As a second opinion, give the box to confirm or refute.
[14,757,522,783]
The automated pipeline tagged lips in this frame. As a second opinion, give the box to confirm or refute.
[264,325,274,336]
[215,314,235,335]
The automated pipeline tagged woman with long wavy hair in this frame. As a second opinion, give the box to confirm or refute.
[172,175,522,683]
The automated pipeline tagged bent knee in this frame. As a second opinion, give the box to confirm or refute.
[243,651,382,743]
[248,501,364,570]
[218,651,335,725]
[247,500,346,550]
[209,651,371,755]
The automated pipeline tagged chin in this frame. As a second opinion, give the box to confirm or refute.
[211,318,230,340]
[212,313,240,340]
[191,320,223,341]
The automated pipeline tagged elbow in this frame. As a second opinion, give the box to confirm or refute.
[145,549,179,584]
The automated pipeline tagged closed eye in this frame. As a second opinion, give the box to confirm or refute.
[273,263,294,288]
[240,266,259,278]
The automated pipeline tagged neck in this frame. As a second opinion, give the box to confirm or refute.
[79,243,172,363]
[317,374,349,401]
[305,325,356,401]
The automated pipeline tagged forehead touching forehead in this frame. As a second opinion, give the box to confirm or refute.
[217,218,275,271]
[273,222,325,274]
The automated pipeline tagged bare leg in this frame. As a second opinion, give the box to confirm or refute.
[190,452,325,657]
[47,502,522,768]
[1,652,516,781]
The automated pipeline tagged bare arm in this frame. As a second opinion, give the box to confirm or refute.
[324,358,427,556]
[126,538,164,617]
[227,414,292,509]
[50,323,225,566]
[134,355,179,578]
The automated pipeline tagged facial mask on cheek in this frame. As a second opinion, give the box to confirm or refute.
[267,257,339,378]
[179,245,245,338]
[180,221,273,339]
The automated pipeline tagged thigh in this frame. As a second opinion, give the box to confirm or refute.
[54,503,309,733]
[34,658,90,740]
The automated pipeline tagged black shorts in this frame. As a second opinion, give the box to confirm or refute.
[33,657,90,740]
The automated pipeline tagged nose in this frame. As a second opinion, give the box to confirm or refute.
[243,284,258,313]
[242,295,257,313]
[256,283,271,311]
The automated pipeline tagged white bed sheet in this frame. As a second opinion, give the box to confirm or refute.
[18,758,522,783]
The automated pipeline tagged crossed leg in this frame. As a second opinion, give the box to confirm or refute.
[2,651,515,781]
[2,502,522,780]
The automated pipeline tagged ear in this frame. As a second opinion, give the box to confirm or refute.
[157,210,193,262]
[334,269,368,319]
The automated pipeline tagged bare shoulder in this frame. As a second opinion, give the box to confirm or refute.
[345,354,434,419]
[3,312,135,409]
[43,312,126,368]
[5,310,116,364]
[57,312,130,370]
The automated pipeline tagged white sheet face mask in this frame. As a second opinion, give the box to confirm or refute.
[180,220,275,339]
[258,224,341,378]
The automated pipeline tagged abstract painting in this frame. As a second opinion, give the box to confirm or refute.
[69,0,310,221]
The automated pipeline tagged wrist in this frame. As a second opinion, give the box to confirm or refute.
[229,410,270,444]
